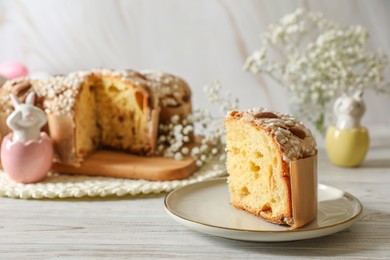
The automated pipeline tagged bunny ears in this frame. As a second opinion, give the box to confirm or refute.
[353,90,364,100]
[341,90,364,100]
[10,92,35,108]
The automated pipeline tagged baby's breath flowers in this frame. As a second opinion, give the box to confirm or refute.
[157,81,238,168]
[244,8,389,135]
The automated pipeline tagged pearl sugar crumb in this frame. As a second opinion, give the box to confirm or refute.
[156,81,238,170]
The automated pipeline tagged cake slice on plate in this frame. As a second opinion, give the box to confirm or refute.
[225,108,317,228]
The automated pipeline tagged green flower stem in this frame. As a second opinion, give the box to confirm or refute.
[315,112,325,136]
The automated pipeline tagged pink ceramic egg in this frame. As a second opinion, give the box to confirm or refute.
[1,132,53,183]
[0,61,29,80]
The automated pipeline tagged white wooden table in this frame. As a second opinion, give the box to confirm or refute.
[0,126,389,259]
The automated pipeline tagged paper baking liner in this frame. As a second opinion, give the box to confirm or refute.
[289,154,318,228]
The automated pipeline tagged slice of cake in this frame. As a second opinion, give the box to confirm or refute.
[225,108,317,228]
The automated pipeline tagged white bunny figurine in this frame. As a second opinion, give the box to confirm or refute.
[6,92,47,143]
[333,90,366,129]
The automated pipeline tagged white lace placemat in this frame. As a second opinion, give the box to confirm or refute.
[0,159,226,199]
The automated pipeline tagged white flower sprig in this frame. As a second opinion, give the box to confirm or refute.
[157,81,239,168]
[244,8,389,134]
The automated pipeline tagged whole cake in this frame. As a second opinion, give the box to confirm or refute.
[0,69,192,167]
[225,108,317,228]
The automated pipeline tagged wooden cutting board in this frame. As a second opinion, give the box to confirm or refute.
[51,150,197,181]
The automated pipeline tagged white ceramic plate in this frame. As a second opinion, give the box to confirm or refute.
[164,177,363,242]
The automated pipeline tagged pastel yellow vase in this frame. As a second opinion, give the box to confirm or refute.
[325,125,369,167]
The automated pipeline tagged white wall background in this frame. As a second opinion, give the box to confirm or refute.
[0,0,389,126]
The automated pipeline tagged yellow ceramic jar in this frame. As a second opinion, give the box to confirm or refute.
[325,125,369,167]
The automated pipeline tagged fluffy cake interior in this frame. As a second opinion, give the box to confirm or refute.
[74,80,99,158]
[74,76,151,160]
[226,119,289,222]
[96,77,149,152]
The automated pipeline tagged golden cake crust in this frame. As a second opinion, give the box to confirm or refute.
[141,70,192,123]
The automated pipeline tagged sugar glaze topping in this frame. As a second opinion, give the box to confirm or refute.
[141,70,191,108]
[0,69,154,116]
[227,107,317,162]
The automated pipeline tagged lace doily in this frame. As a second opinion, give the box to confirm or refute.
[0,159,226,199]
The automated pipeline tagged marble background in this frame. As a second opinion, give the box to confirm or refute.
[0,0,389,127]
